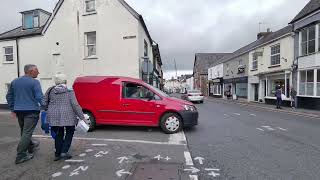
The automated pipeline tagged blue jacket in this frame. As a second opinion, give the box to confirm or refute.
[275,89,282,99]
[6,76,43,112]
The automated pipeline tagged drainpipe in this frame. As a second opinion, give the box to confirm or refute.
[15,39,20,77]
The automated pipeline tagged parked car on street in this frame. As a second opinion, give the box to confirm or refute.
[73,76,198,134]
[184,90,204,103]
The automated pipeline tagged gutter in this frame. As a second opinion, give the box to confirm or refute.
[15,39,20,77]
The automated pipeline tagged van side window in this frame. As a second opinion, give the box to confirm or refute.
[123,83,153,99]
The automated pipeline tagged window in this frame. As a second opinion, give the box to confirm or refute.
[226,64,229,75]
[3,46,13,62]
[300,25,316,56]
[33,16,39,28]
[24,13,34,29]
[299,70,315,96]
[85,32,96,57]
[271,44,280,66]
[252,55,258,70]
[85,0,96,12]
[317,69,320,96]
[239,59,243,65]
[122,83,154,99]
[144,40,148,57]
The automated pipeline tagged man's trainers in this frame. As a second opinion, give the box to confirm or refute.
[60,153,72,160]
[15,154,34,164]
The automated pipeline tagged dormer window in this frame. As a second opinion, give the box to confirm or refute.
[21,9,51,30]
[85,0,96,12]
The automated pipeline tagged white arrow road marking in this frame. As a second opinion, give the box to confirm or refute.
[194,157,204,165]
[117,156,129,164]
[85,149,93,153]
[208,171,220,177]
[65,159,84,163]
[95,151,109,158]
[184,167,200,174]
[205,168,220,171]
[154,155,162,160]
[62,165,71,169]
[165,156,171,161]
[184,151,194,166]
[52,172,62,178]
[256,128,264,131]
[189,175,199,180]
[277,127,288,131]
[79,153,86,157]
[116,169,132,177]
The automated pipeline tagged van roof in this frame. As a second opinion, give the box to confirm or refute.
[74,76,144,84]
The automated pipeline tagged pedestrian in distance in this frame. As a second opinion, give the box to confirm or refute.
[42,73,85,161]
[275,85,282,109]
[290,87,297,109]
[6,64,43,164]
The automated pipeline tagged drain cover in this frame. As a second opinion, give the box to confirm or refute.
[129,163,181,180]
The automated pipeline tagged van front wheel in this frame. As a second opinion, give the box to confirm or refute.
[160,113,182,134]
[83,111,96,132]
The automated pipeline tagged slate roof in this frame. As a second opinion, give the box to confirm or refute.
[219,25,293,63]
[290,0,320,24]
[0,26,44,40]
[193,53,232,75]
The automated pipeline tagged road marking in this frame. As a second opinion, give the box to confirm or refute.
[189,175,199,180]
[262,126,275,131]
[256,128,264,131]
[233,113,241,116]
[208,171,220,177]
[65,159,84,163]
[117,156,129,164]
[116,169,132,177]
[194,157,204,165]
[92,144,107,146]
[79,153,86,157]
[52,172,62,178]
[154,155,162,160]
[205,168,220,171]
[184,151,194,166]
[277,127,288,131]
[250,114,256,116]
[184,167,200,173]
[168,130,187,145]
[85,149,93,153]
[62,165,71,169]
[95,151,109,158]
[33,135,186,146]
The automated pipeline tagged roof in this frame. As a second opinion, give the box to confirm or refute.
[20,8,52,15]
[290,0,320,24]
[193,53,232,75]
[74,76,144,84]
[0,26,43,40]
[219,25,293,64]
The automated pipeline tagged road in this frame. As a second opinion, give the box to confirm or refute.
[1,96,320,179]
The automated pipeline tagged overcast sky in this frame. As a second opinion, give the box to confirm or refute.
[0,0,310,79]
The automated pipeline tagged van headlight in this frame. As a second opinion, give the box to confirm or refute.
[183,105,196,111]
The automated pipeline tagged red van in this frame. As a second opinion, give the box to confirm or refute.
[73,76,198,134]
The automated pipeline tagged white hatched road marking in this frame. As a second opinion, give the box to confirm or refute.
[184,151,194,166]
[168,130,187,145]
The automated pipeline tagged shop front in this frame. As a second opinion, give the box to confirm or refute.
[223,76,248,99]
[209,78,223,98]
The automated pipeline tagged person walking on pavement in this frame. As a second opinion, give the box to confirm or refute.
[290,87,297,109]
[42,73,85,161]
[6,64,43,164]
[275,85,282,109]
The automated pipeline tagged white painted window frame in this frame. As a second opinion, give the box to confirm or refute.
[270,44,280,66]
[85,0,96,13]
[3,46,14,64]
[252,54,258,70]
[84,31,97,58]
[299,25,317,56]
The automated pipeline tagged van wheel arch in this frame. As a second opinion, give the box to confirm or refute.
[82,110,96,132]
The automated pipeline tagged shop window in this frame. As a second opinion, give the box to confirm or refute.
[268,79,285,97]
[299,70,315,96]
[299,70,306,95]
[307,70,314,96]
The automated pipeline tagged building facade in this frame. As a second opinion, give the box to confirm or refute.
[290,0,320,109]
[248,26,295,105]
[0,0,161,104]
[208,63,224,97]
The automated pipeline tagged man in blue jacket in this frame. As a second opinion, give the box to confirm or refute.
[6,64,43,164]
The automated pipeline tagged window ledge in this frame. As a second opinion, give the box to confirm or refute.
[251,69,258,71]
[3,61,14,64]
[83,56,98,60]
[82,11,97,16]
[268,64,281,68]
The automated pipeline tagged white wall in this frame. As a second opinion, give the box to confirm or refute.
[0,0,154,104]
[208,63,223,80]
[0,40,18,103]
[186,77,194,90]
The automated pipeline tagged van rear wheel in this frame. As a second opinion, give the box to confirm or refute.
[160,113,182,134]
[83,111,96,132]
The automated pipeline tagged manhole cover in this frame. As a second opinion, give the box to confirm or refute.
[128,163,181,180]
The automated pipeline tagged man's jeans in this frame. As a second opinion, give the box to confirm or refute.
[276,98,282,108]
[16,112,39,158]
[51,126,75,157]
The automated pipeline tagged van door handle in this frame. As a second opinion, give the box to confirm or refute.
[122,104,130,107]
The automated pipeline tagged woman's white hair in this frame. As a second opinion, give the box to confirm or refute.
[54,73,67,85]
